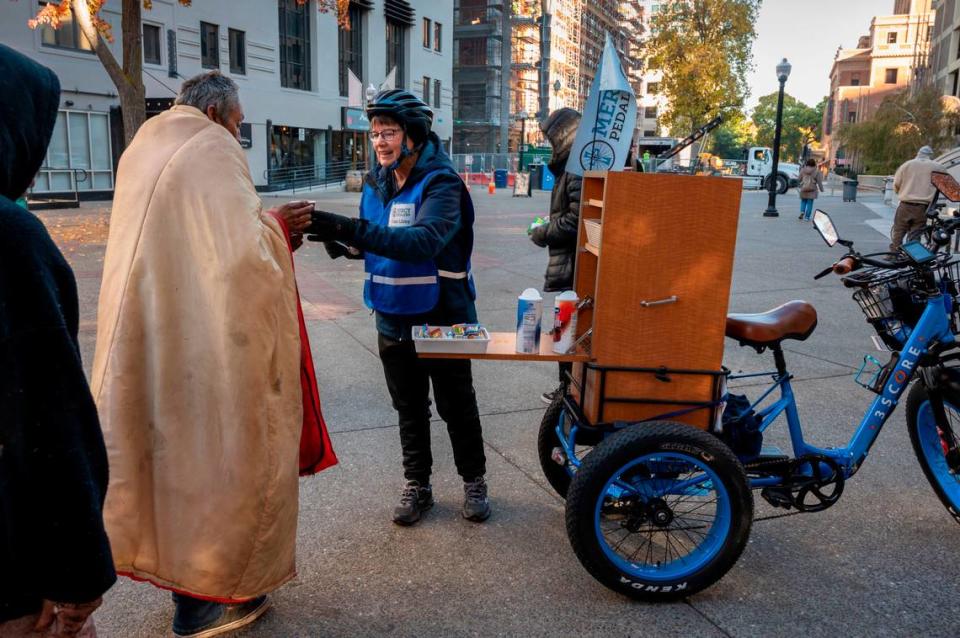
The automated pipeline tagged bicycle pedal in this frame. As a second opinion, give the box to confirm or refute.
[760,487,794,510]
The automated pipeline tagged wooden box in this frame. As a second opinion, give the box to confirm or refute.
[570,172,741,429]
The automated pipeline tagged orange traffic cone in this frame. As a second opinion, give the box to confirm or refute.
[488,180,495,195]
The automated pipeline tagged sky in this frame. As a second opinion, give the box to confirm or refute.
[745,0,891,112]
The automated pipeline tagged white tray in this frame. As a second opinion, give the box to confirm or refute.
[412,325,491,354]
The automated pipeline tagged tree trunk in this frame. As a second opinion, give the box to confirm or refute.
[71,0,146,148]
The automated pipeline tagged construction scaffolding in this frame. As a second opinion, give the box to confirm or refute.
[453,0,511,153]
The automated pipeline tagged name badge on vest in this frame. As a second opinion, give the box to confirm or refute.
[388,202,415,227]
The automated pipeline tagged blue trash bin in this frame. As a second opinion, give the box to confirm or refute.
[494,169,508,188]
[541,166,555,191]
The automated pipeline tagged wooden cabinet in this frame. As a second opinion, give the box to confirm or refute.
[571,172,741,429]
[419,170,741,430]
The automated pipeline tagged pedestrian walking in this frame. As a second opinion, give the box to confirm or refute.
[307,89,490,526]
[529,108,583,405]
[891,145,947,250]
[91,71,337,638]
[0,43,116,638]
[797,158,824,221]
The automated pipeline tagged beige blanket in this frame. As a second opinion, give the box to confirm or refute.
[91,105,303,600]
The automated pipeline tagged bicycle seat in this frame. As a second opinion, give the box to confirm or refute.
[726,300,818,349]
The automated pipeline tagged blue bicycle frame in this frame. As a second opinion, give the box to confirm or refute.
[553,293,957,492]
[734,292,955,487]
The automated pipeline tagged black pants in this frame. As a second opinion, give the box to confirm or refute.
[378,333,486,483]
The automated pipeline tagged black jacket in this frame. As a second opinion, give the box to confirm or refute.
[0,43,116,622]
[531,109,583,292]
[353,132,478,339]
[530,168,582,291]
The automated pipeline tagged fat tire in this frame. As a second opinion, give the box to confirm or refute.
[538,395,573,497]
[565,421,753,601]
[905,382,960,524]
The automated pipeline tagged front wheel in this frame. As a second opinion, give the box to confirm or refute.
[565,421,753,601]
[905,382,960,524]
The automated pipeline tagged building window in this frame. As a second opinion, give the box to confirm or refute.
[422,76,431,105]
[646,82,659,95]
[433,79,441,108]
[37,110,113,192]
[143,23,161,64]
[887,31,898,44]
[885,68,898,84]
[200,22,219,69]
[422,17,431,48]
[386,20,406,89]
[643,129,657,137]
[434,22,442,52]
[338,3,364,95]
[850,73,860,86]
[229,29,246,74]
[456,82,485,120]
[847,111,856,123]
[458,37,486,66]
[280,0,311,90]
[644,106,657,119]
[38,2,93,52]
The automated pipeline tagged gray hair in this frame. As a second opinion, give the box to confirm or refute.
[175,71,239,120]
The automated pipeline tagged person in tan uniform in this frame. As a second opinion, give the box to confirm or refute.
[92,71,336,638]
[891,146,947,250]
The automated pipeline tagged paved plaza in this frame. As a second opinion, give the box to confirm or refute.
[41,186,958,637]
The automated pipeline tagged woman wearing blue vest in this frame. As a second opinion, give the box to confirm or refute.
[307,89,490,526]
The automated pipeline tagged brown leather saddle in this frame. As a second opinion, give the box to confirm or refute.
[726,300,818,350]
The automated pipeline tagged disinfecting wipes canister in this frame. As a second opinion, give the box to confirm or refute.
[552,290,579,354]
[516,288,543,353]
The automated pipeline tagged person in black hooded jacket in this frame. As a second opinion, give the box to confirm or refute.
[0,44,116,636]
[529,108,583,405]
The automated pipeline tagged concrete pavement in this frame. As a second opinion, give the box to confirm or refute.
[40,186,960,637]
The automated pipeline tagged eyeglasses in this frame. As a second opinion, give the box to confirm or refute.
[370,128,401,142]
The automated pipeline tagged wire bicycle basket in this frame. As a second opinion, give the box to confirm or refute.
[844,267,928,350]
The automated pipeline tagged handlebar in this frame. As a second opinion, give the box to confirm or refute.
[833,257,856,275]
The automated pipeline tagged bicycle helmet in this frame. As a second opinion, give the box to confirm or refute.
[366,89,434,147]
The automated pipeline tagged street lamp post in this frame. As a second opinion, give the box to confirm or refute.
[764,58,792,218]
[518,111,529,170]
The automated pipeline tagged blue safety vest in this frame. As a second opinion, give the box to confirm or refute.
[361,169,474,315]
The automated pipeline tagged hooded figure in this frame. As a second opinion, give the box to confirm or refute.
[91,71,336,633]
[529,108,584,405]
[891,145,947,249]
[0,44,116,634]
[530,108,583,292]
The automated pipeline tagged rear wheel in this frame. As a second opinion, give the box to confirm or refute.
[764,173,788,194]
[565,421,753,601]
[905,382,960,524]
[537,394,594,498]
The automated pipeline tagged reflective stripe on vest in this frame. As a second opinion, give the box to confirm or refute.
[366,270,469,286]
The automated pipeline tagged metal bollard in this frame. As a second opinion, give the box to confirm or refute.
[882,177,894,205]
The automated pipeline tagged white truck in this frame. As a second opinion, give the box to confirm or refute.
[739,147,800,194]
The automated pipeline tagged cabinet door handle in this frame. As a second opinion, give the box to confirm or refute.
[640,295,678,308]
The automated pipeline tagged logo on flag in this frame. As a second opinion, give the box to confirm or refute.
[566,32,638,177]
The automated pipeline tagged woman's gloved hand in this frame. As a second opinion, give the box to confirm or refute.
[306,210,358,242]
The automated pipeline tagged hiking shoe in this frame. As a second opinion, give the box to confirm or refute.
[798,214,804,220]
[173,595,270,638]
[462,476,491,522]
[392,480,434,526]
[540,387,562,405]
